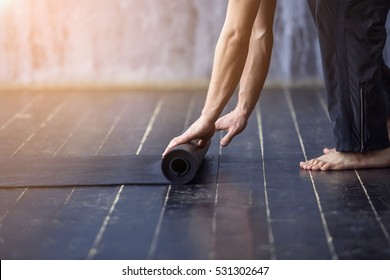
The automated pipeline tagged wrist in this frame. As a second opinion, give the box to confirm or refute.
[234,105,251,120]
[200,109,220,124]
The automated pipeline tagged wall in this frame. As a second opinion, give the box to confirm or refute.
[0,0,388,88]
[0,0,226,86]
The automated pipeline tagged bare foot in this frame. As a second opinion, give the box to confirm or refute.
[300,147,390,171]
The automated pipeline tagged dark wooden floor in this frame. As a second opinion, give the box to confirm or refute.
[0,88,389,260]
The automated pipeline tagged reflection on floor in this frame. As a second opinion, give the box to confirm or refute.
[0,88,389,260]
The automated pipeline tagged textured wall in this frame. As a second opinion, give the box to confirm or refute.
[0,0,227,85]
[0,0,388,87]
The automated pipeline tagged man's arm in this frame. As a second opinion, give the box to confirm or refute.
[215,0,277,146]
[199,0,262,123]
[163,0,275,156]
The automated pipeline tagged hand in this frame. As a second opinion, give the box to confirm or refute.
[162,116,216,157]
[215,108,248,147]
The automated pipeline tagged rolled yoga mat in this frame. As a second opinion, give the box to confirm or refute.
[0,142,211,187]
[161,140,211,185]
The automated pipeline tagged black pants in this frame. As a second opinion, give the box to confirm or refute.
[307,0,390,152]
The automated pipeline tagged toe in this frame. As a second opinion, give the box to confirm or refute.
[300,160,312,170]
[310,163,321,171]
[306,159,318,170]
[320,162,332,171]
[323,148,334,154]
[311,160,327,171]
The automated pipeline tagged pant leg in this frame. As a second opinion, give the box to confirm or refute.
[384,14,390,116]
[383,61,390,117]
[307,0,390,152]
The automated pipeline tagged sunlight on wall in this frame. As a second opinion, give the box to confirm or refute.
[6,0,384,88]
[0,0,11,8]
[0,0,227,87]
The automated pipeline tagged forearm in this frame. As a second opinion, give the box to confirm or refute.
[201,33,250,122]
[200,0,261,123]
[237,30,274,119]
[237,0,276,119]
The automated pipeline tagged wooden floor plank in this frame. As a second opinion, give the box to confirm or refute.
[55,92,137,156]
[0,188,73,259]
[89,186,168,260]
[356,169,390,236]
[97,92,160,156]
[212,107,270,259]
[151,183,217,260]
[0,93,68,157]
[33,187,121,259]
[11,93,91,156]
[139,91,200,155]
[0,92,42,132]
[259,89,332,259]
[0,188,26,222]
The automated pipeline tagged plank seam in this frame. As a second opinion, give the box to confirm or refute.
[136,98,164,155]
[284,89,338,260]
[147,185,172,259]
[355,171,390,246]
[87,185,125,260]
[255,104,276,260]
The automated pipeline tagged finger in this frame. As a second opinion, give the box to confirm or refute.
[162,135,188,157]
[220,130,235,147]
[162,142,174,158]
[215,118,227,132]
